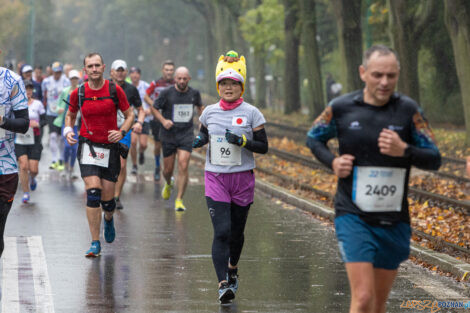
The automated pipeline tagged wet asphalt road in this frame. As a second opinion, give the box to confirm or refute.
[2,152,469,313]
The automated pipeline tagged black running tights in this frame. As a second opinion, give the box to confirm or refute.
[206,197,250,282]
[0,200,13,257]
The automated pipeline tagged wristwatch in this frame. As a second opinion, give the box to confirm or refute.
[121,130,127,138]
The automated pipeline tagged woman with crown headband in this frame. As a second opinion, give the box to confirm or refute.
[193,51,269,303]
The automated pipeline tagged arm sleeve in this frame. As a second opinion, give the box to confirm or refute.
[39,113,47,127]
[306,106,337,169]
[244,128,268,154]
[406,109,441,170]
[1,109,29,133]
[197,124,209,145]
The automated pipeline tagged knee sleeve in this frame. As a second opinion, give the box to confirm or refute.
[101,199,116,212]
[86,188,101,207]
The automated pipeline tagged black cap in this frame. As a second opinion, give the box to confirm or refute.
[129,66,141,74]
[24,79,34,88]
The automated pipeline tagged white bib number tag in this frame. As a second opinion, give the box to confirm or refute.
[173,104,193,123]
[15,127,35,145]
[81,144,110,168]
[0,106,5,138]
[210,135,241,166]
[352,166,406,212]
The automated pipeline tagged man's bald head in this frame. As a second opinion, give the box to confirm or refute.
[174,66,191,92]
[175,66,190,77]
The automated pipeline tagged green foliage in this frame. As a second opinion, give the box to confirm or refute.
[0,0,28,65]
[239,0,284,57]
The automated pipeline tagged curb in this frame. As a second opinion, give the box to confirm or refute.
[191,152,470,281]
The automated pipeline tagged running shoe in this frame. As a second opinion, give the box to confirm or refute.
[29,177,37,191]
[56,162,65,171]
[161,177,174,200]
[139,152,145,165]
[85,240,101,257]
[175,198,186,212]
[22,192,30,204]
[218,282,235,303]
[116,197,123,210]
[154,166,161,181]
[49,161,58,170]
[227,269,239,294]
[103,215,116,243]
[131,165,137,175]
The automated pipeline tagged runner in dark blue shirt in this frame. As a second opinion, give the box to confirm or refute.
[307,45,441,313]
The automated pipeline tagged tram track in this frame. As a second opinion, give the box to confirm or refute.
[267,147,470,214]
[265,121,470,184]
[254,159,470,259]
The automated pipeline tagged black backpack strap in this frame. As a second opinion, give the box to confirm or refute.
[78,80,119,110]
[108,80,119,110]
[78,83,86,109]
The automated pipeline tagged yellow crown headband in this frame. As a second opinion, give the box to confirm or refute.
[215,50,247,96]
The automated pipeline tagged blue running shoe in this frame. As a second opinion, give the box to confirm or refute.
[30,177,37,191]
[218,282,235,303]
[85,240,101,257]
[103,216,116,243]
[227,270,239,294]
[22,192,30,204]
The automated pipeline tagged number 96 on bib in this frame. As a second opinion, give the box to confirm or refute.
[352,166,406,212]
[209,135,241,166]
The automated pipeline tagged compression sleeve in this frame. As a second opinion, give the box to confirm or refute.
[39,113,47,127]
[197,124,209,145]
[406,110,441,170]
[1,109,29,133]
[244,128,268,154]
[306,106,337,169]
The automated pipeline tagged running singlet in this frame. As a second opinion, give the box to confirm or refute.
[307,90,441,224]
[15,99,44,145]
[154,86,202,133]
[199,101,266,173]
[42,75,70,116]
[69,80,130,144]
[0,67,28,174]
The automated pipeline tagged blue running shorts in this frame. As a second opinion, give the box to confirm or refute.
[119,129,132,148]
[334,213,411,270]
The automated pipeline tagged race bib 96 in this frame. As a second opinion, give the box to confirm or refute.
[209,134,241,166]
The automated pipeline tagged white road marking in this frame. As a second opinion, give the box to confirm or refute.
[1,236,55,313]
[28,236,55,313]
[2,237,20,313]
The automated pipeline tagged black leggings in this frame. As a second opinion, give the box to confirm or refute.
[0,201,13,257]
[206,196,251,282]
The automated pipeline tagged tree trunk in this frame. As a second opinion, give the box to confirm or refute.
[300,0,324,118]
[254,48,267,108]
[331,0,363,93]
[444,0,470,146]
[388,0,436,104]
[283,0,301,114]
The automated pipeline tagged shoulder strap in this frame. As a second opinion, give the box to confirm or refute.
[78,84,85,108]
[108,80,119,110]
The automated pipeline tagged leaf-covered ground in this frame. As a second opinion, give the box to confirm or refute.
[253,137,470,261]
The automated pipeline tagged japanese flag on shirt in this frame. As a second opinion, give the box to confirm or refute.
[232,116,247,127]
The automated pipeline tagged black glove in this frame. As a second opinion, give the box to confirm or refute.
[192,135,205,148]
[225,129,243,146]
